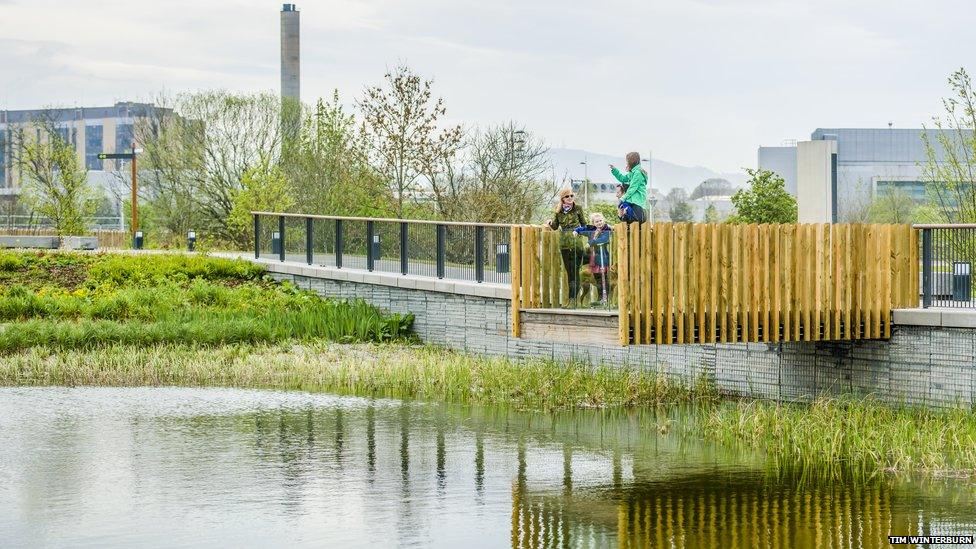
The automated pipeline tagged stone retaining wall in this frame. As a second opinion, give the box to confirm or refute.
[272,272,975,409]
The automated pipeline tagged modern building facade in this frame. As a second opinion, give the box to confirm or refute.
[758,128,969,221]
[0,102,170,225]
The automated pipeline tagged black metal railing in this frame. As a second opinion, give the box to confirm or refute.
[918,224,976,308]
[252,212,514,285]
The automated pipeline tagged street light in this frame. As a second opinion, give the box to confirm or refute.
[641,150,653,222]
[579,159,589,208]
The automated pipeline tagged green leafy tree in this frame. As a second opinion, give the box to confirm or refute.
[922,67,976,223]
[11,117,97,237]
[868,187,918,223]
[727,168,797,223]
[357,65,463,217]
[704,203,720,223]
[666,188,694,222]
[227,157,295,247]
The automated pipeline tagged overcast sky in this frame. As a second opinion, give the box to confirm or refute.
[1,0,973,172]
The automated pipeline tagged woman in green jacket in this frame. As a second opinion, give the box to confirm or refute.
[610,152,647,223]
[546,188,587,304]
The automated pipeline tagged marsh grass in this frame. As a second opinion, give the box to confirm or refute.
[0,342,717,410]
[697,397,976,478]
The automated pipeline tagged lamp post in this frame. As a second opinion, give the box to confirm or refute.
[579,159,589,208]
[641,150,653,222]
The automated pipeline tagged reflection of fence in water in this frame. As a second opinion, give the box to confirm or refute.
[513,480,972,549]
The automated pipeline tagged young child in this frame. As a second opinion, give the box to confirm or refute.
[573,212,614,305]
[615,184,639,223]
[610,152,648,223]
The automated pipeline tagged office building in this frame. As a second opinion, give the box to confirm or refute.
[758,128,970,221]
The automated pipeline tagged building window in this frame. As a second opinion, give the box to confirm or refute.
[86,125,104,170]
[55,126,70,146]
[115,123,133,154]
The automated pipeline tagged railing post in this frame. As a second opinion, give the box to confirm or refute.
[335,219,343,269]
[436,224,446,279]
[922,228,933,308]
[305,217,313,265]
[400,222,409,275]
[366,220,375,272]
[253,214,260,259]
[278,215,285,262]
[475,225,485,283]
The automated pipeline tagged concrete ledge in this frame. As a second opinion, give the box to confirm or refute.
[0,235,59,249]
[243,256,510,300]
[894,307,976,328]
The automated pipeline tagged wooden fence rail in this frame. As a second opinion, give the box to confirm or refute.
[511,223,919,346]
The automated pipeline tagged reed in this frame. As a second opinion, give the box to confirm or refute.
[0,342,717,410]
[696,396,976,477]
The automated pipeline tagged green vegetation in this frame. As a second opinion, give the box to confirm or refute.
[728,168,797,224]
[0,251,412,351]
[0,342,715,410]
[698,397,976,478]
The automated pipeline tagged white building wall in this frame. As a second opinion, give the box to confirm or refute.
[796,140,836,223]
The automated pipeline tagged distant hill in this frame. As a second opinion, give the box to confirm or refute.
[548,148,747,193]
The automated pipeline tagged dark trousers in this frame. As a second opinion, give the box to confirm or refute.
[560,248,583,299]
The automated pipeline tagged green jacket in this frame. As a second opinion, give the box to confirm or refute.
[547,205,587,249]
[611,165,648,207]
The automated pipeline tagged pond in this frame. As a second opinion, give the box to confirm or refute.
[1,387,974,548]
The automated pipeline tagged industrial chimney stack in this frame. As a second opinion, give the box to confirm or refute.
[280,4,300,104]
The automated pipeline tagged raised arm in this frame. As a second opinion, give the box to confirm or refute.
[610,166,631,184]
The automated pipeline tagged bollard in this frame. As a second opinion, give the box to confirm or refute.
[187,231,196,252]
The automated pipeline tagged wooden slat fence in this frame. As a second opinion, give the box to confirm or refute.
[512,223,919,345]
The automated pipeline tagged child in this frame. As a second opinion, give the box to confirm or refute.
[573,212,614,305]
[615,184,639,223]
[609,152,647,223]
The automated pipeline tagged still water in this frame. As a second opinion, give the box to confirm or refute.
[1,387,975,548]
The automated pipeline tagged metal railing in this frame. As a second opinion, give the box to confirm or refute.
[252,212,514,284]
[918,224,976,308]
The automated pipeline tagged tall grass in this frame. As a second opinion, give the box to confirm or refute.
[697,397,976,477]
[0,343,717,410]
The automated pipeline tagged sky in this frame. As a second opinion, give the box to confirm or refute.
[1,0,973,173]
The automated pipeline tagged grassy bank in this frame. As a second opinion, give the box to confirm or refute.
[0,342,714,409]
[0,252,412,349]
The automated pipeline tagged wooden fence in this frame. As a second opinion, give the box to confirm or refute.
[511,223,919,345]
[0,228,129,249]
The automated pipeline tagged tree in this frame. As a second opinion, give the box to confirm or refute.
[10,114,97,237]
[284,91,394,218]
[691,178,733,200]
[704,203,720,223]
[666,188,694,222]
[227,156,295,245]
[136,91,283,244]
[727,168,797,223]
[922,67,976,223]
[358,66,463,217]
[425,122,554,223]
[868,187,918,223]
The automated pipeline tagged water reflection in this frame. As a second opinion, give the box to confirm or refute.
[0,387,974,548]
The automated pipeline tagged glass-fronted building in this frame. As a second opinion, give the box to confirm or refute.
[0,102,171,203]
[758,128,971,220]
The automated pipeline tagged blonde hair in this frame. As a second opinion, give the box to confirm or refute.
[589,212,605,224]
[554,188,575,213]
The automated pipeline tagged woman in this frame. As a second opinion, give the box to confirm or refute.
[609,152,647,223]
[546,188,587,305]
